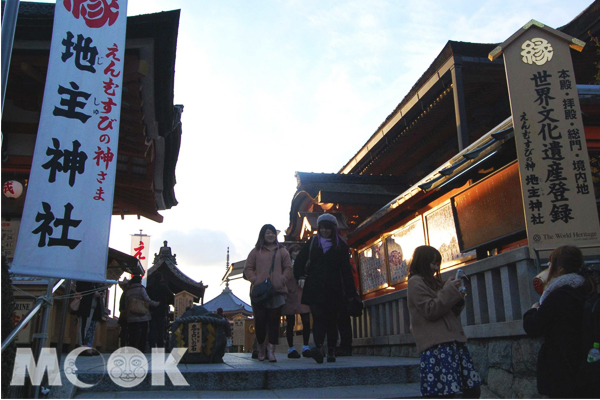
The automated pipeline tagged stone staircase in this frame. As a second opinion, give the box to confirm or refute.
[63,351,421,398]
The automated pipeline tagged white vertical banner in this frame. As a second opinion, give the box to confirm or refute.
[11,0,129,282]
[130,233,150,271]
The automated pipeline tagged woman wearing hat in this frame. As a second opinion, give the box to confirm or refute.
[294,213,358,363]
[244,224,293,362]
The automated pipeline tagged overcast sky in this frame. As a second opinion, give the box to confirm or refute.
[49,0,592,305]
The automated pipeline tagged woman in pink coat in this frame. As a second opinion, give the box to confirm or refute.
[244,224,293,362]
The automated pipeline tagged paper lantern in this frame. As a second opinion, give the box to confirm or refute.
[3,180,23,199]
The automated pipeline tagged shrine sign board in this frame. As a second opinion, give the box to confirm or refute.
[174,291,195,320]
[188,322,202,353]
[490,20,600,256]
[13,299,35,343]
[11,0,128,282]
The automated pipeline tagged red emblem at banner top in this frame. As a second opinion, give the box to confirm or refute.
[63,0,120,28]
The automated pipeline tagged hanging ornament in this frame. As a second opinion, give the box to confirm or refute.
[3,180,23,199]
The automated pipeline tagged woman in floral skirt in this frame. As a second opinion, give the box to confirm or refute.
[407,245,481,398]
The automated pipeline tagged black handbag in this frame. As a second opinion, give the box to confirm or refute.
[347,294,364,317]
[250,248,278,305]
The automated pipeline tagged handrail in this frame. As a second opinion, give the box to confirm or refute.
[1,279,65,353]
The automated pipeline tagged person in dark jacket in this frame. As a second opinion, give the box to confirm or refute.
[294,213,357,364]
[147,272,174,349]
[282,244,312,359]
[217,308,232,338]
[337,257,360,356]
[75,281,106,356]
[523,245,595,398]
[117,279,130,347]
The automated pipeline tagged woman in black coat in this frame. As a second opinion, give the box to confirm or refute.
[523,245,595,398]
[294,213,357,364]
[75,281,106,355]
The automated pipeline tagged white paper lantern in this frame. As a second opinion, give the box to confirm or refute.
[3,180,23,199]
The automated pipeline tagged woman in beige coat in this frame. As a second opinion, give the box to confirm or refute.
[123,275,159,352]
[244,224,293,362]
[407,245,481,398]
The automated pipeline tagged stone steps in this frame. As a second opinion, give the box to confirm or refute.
[73,383,422,399]
[67,352,421,398]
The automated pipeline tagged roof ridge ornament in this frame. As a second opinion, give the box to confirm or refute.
[154,240,177,264]
[522,19,545,30]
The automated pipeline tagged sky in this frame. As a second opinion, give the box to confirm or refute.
[27,0,594,306]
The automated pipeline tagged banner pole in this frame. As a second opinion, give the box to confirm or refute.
[33,278,56,399]
[1,0,20,120]
[55,279,72,362]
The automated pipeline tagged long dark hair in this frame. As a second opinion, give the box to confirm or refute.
[408,245,443,291]
[317,220,346,249]
[547,245,583,282]
[254,224,278,250]
[546,245,594,294]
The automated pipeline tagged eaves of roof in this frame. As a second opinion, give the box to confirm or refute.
[296,171,405,185]
[558,0,600,40]
[346,83,600,246]
[346,116,515,245]
[339,4,600,176]
[222,259,246,282]
[107,247,145,281]
[339,41,499,175]
[147,258,207,299]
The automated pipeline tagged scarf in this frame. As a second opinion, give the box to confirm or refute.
[539,273,584,305]
[319,236,333,253]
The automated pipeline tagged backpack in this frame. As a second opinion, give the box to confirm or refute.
[578,273,600,397]
[582,290,600,351]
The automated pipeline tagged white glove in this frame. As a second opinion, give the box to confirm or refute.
[298,278,305,289]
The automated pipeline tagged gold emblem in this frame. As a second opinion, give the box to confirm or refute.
[521,38,553,65]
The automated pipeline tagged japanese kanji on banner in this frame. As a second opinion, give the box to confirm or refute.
[130,233,150,271]
[12,0,129,282]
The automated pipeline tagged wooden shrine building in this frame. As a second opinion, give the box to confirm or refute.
[284,3,600,398]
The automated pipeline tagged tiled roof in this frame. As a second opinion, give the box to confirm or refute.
[202,283,252,314]
[147,243,207,299]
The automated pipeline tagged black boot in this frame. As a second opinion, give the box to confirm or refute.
[336,345,352,356]
[311,346,324,364]
[327,347,336,362]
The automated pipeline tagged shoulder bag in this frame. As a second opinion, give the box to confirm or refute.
[340,251,364,317]
[250,248,278,305]
[127,288,149,316]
